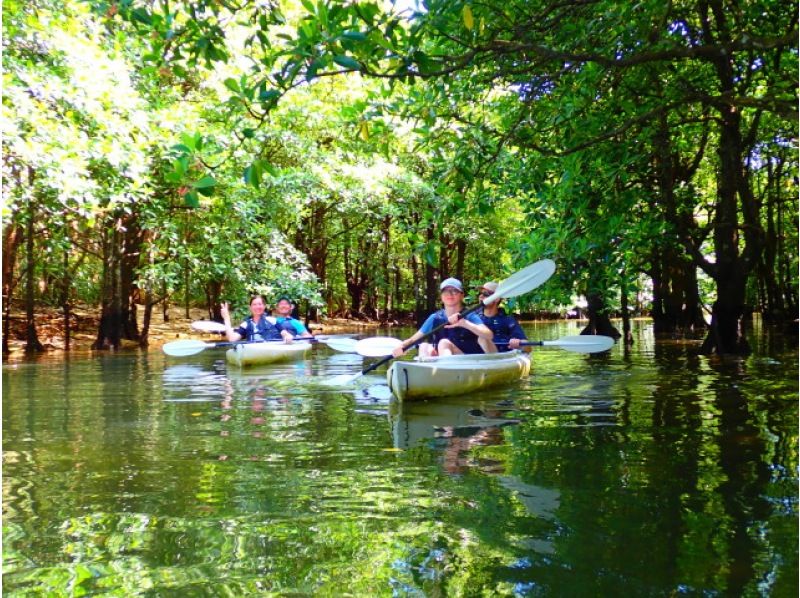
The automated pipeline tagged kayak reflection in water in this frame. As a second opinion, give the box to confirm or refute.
[392,277,495,359]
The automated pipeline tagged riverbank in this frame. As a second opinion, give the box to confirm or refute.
[2,305,389,357]
[3,304,604,359]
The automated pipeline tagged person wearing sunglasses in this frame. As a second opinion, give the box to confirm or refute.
[478,281,531,353]
[392,277,495,358]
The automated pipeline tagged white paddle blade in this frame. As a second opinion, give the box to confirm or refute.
[191,320,226,333]
[322,338,359,352]
[355,337,403,357]
[484,259,556,303]
[162,339,212,356]
[544,335,615,353]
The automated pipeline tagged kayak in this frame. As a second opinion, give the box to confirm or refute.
[386,351,531,401]
[225,341,312,367]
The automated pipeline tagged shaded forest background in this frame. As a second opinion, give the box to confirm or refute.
[3,0,797,356]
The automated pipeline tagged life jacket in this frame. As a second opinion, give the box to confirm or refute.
[243,316,290,341]
[480,308,525,352]
[275,316,307,336]
[429,309,484,354]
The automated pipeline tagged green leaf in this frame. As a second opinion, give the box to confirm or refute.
[131,8,152,25]
[332,55,361,70]
[184,191,200,208]
[306,58,326,81]
[341,30,367,41]
[192,176,216,189]
[259,89,281,102]
[223,78,240,93]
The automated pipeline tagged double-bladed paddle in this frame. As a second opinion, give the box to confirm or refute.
[349,334,615,357]
[163,336,358,357]
[324,259,557,385]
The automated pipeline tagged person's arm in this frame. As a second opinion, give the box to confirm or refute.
[280,328,295,344]
[449,312,494,341]
[507,317,530,351]
[220,302,243,342]
[291,319,313,338]
[392,329,426,357]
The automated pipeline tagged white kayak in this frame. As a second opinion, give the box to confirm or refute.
[387,351,531,401]
[225,341,312,367]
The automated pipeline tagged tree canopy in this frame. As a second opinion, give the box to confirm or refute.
[3,0,797,354]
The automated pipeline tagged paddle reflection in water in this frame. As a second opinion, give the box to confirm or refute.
[162,364,230,402]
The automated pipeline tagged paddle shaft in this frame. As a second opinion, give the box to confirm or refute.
[356,302,484,377]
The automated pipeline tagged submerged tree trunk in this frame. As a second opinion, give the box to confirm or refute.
[620,272,633,346]
[580,292,621,339]
[581,293,621,338]
[651,250,707,335]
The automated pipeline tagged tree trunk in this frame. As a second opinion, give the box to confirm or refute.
[3,222,23,355]
[121,218,142,341]
[24,198,44,353]
[206,280,223,320]
[454,238,466,283]
[382,216,391,319]
[697,0,763,355]
[93,225,123,350]
[61,243,71,351]
[425,225,437,314]
[651,249,706,335]
[139,293,153,348]
[620,272,633,346]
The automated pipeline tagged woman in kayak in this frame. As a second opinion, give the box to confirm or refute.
[477,281,531,353]
[220,295,295,344]
[392,277,495,358]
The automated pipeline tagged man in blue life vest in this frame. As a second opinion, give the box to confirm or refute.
[273,296,314,339]
[392,277,495,358]
[220,295,295,343]
[478,281,531,353]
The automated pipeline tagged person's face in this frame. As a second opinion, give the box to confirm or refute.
[479,288,499,306]
[249,297,266,316]
[276,300,293,316]
[440,287,463,306]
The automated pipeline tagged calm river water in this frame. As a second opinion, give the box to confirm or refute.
[3,320,797,596]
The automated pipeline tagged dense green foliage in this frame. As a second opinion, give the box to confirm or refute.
[2,0,797,353]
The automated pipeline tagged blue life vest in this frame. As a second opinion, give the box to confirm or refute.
[479,308,527,352]
[275,316,309,336]
[240,316,290,341]
[429,309,484,354]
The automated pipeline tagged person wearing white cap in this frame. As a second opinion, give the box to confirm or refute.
[392,277,495,358]
[478,281,531,353]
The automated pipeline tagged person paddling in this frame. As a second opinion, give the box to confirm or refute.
[392,277,495,359]
[273,296,314,339]
[220,295,295,344]
[478,281,531,353]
